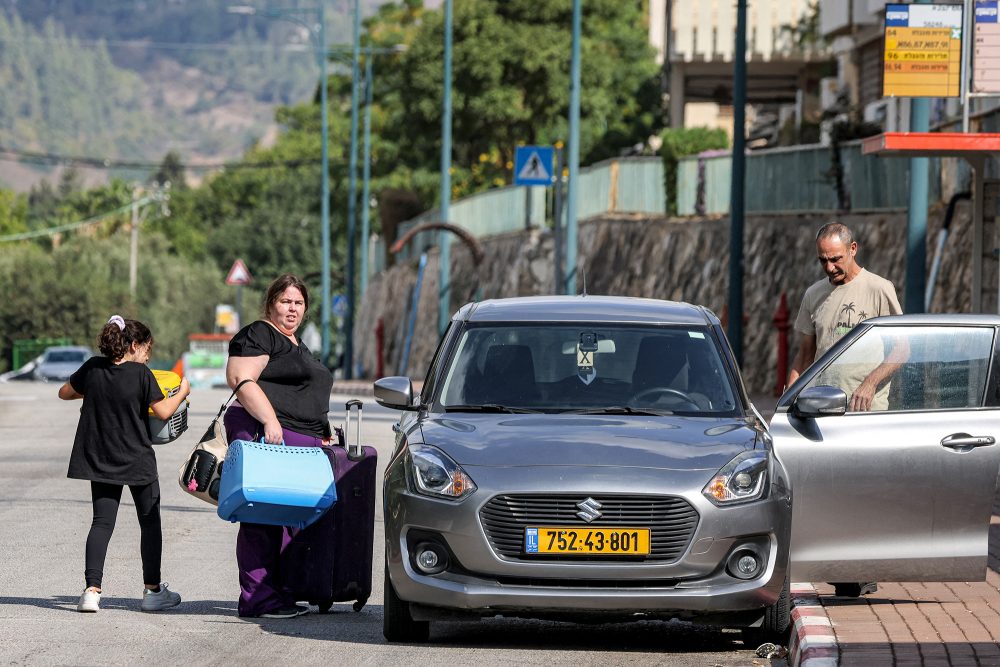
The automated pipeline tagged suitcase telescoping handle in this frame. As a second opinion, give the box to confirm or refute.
[345,399,363,459]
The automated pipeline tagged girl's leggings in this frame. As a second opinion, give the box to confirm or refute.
[85,480,162,589]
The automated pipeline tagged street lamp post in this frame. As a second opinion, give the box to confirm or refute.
[228,3,332,362]
[344,0,361,379]
[438,0,454,335]
[565,0,582,295]
[360,55,374,297]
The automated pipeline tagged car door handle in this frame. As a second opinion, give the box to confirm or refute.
[940,433,996,449]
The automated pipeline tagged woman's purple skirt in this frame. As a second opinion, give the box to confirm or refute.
[224,404,322,617]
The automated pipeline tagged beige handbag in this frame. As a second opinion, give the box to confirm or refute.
[177,379,252,506]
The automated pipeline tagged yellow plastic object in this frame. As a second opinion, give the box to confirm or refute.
[148,369,189,445]
[149,370,183,416]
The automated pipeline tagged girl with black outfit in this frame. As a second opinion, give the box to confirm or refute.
[59,315,190,613]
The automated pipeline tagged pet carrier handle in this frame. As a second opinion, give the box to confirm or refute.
[345,400,363,458]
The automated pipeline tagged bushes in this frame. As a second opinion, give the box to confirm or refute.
[660,127,729,215]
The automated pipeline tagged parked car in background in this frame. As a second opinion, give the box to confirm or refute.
[34,346,92,382]
[375,297,1000,646]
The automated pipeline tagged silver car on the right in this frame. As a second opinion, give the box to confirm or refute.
[378,298,1000,644]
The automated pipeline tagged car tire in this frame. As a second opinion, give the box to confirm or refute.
[741,574,790,647]
[383,565,430,643]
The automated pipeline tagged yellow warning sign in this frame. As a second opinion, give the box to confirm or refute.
[883,4,964,98]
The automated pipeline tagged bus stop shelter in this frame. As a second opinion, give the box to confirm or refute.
[863,132,1000,313]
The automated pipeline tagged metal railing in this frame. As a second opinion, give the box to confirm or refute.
[377,156,667,264]
[677,139,942,215]
[369,141,951,274]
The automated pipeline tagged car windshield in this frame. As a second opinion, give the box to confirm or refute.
[437,323,740,416]
[45,350,87,363]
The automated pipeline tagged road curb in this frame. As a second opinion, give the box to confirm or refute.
[787,583,838,667]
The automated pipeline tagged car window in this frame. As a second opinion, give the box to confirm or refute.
[45,350,87,363]
[436,323,739,416]
[804,325,995,412]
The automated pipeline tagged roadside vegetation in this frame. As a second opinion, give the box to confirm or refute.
[1,0,663,370]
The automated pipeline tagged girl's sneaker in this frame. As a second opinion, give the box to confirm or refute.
[140,583,181,611]
[77,588,101,612]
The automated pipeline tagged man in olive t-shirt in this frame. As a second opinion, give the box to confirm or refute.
[787,222,902,411]
[786,221,903,600]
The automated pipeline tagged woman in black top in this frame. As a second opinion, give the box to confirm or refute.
[59,316,190,613]
[224,274,334,618]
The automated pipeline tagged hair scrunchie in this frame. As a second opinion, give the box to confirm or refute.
[107,315,126,331]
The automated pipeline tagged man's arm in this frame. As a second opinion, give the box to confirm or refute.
[848,336,910,412]
[787,334,817,388]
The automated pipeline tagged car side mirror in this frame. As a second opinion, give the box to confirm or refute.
[793,385,848,418]
[374,376,416,410]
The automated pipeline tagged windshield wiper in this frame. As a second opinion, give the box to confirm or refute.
[444,404,543,414]
[565,406,675,416]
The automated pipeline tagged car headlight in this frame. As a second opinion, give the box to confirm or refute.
[702,450,768,505]
[408,444,477,499]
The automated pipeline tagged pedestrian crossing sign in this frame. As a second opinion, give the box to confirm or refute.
[514,145,555,186]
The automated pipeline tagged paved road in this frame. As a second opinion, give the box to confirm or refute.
[0,382,769,666]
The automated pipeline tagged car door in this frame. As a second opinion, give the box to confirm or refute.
[771,319,1000,582]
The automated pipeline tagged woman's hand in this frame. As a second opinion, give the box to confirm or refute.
[262,419,284,444]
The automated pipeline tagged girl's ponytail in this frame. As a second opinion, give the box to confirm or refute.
[97,315,153,361]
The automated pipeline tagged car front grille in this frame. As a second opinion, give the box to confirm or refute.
[480,494,699,562]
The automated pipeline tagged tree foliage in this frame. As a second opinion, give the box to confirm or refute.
[660,127,730,215]
[367,0,661,203]
[0,0,664,370]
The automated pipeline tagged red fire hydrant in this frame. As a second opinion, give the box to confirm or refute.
[773,293,790,397]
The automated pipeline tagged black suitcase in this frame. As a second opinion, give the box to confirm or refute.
[280,400,378,612]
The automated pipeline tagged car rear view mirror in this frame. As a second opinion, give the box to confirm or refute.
[793,385,848,418]
[374,376,415,410]
[561,339,616,354]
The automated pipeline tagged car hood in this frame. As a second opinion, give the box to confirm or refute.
[417,413,761,471]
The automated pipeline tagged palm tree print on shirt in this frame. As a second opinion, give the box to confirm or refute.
[840,302,856,327]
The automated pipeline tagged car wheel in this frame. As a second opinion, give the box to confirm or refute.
[741,575,790,647]
[383,565,429,643]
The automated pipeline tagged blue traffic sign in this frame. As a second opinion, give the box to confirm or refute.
[513,146,555,186]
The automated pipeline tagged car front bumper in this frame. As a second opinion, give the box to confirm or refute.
[384,463,791,622]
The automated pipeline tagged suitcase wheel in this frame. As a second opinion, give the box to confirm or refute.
[316,600,333,613]
[352,598,367,612]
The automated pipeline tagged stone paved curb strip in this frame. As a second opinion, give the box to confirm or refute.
[788,583,839,667]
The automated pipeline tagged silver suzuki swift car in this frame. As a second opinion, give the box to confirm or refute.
[376,296,1000,644]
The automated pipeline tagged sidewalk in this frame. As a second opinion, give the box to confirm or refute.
[788,493,1000,667]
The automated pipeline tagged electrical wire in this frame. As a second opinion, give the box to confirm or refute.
[0,196,158,243]
[0,146,322,171]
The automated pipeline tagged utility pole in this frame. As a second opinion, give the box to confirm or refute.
[360,55,374,296]
[318,3,331,363]
[129,187,140,300]
[344,0,361,379]
[905,0,932,314]
[565,0,582,295]
[438,0,454,334]
[727,0,747,366]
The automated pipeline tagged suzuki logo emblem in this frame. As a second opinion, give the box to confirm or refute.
[576,497,603,523]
